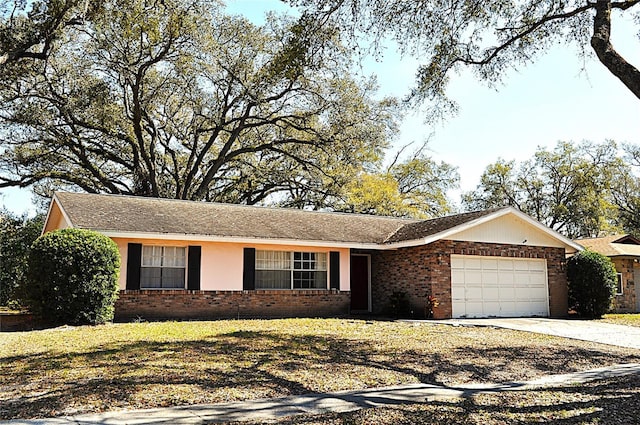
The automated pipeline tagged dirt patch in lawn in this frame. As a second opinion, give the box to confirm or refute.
[1,319,639,420]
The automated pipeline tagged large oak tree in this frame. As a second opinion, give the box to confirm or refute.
[291,0,640,115]
[0,0,398,205]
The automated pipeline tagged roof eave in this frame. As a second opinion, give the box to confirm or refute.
[42,193,75,235]
[95,230,385,250]
[383,207,584,252]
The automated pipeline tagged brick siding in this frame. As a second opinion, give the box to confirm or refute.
[114,289,350,321]
[371,241,568,319]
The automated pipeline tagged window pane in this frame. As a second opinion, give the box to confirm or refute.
[142,246,163,267]
[141,246,186,289]
[315,253,327,270]
[293,271,327,289]
[256,251,291,270]
[256,270,291,289]
[141,267,162,288]
[162,267,186,288]
[617,274,623,294]
[164,247,186,267]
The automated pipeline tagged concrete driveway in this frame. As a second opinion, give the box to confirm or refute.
[433,318,640,349]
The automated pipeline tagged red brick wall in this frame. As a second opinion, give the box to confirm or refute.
[371,241,568,319]
[370,246,433,318]
[611,258,637,313]
[114,289,350,320]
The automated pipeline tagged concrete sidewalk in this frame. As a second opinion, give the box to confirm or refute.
[425,318,640,349]
[3,363,640,425]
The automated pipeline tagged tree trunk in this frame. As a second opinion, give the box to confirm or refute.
[590,0,640,99]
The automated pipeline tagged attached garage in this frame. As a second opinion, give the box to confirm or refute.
[451,255,549,318]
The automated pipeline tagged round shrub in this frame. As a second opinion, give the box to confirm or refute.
[567,249,616,319]
[25,228,120,325]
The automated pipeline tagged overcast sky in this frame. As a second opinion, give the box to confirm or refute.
[2,0,639,214]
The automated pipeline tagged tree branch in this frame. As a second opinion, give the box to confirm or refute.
[590,0,640,99]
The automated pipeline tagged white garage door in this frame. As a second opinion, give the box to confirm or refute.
[451,255,549,318]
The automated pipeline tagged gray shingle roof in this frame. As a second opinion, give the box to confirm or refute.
[384,207,507,243]
[52,192,508,245]
[575,234,640,257]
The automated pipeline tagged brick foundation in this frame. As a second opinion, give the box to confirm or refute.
[114,289,350,320]
[371,241,568,319]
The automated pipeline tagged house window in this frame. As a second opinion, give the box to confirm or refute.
[256,250,327,289]
[616,273,624,295]
[140,246,186,289]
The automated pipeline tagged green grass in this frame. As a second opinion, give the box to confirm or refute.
[2,318,639,420]
[601,313,640,327]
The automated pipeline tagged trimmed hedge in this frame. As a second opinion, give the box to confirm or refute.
[25,228,120,325]
[567,249,617,319]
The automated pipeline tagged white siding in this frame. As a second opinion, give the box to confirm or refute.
[450,214,565,248]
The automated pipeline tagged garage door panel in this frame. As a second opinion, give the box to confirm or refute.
[514,271,533,283]
[465,302,484,316]
[484,301,500,313]
[465,270,483,284]
[451,287,465,299]
[483,259,498,270]
[499,287,515,299]
[465,258,483,269]
[500,301,517,315]
[516,289,534,301]
[482,272,499,285]
[451,255,549,318]
[528,260,545,271]
[483,287,500,299]
[498,261,514,271]
[451,270,465,284]
[467,287,483,299]
[530,273,546,285]
[498,273,514,284]
[451,256,465,269]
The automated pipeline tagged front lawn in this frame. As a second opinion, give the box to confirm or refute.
[602,313,640,327]
[1,319,639,420]
[229,375,640,425]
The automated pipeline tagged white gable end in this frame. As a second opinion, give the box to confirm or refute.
[448,214,568,249]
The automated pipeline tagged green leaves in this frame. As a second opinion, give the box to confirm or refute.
[0,210,43,306]
[0,0,398,208]
[463,140,623,238]
[338,144,459,218]
[292,0,640,114]
[567,249,617,318]
[25,228,121,325]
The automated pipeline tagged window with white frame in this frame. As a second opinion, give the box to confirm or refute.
[141,246,186,289]
[256,250,327,289]
[616,273,624,295]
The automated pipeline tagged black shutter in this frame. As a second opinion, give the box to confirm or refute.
[243,247,256,290]
[187,246,201,290]
[126,243,142,290]
[330,251,340,290]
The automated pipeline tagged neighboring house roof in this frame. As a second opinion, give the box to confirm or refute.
[576,234,640,257]
[46,192,582,252]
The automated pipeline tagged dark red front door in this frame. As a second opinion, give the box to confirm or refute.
[350,255,369,311]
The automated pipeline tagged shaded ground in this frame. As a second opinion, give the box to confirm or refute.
[226,375,640,425]
[1,319,639,420]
